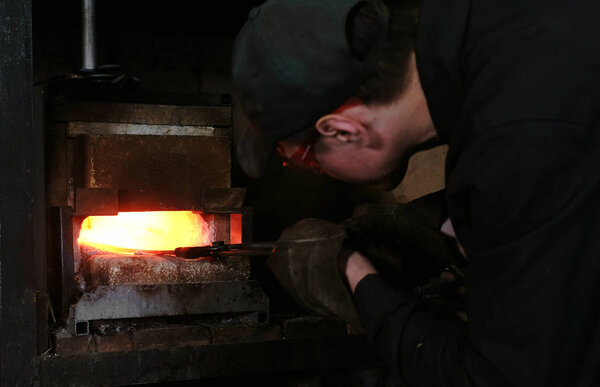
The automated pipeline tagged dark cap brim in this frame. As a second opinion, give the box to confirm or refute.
[232,96,278,178]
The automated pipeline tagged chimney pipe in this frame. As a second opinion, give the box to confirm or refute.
[81,0,96,70]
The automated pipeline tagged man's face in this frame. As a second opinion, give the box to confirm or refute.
[316,137,411,190]
[277,132,411,190]
[275,55,435,189]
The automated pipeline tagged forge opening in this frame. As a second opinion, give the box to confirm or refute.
[73,210,248,288]
[77,211,211,252]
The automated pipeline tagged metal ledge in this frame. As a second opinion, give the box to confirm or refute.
[67,281,269,335]
[40,335,380,386]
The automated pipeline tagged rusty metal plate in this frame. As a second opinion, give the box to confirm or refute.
[46,123,71,207]
[66,121,232,137]
[51,100,231,127]
[203,187,246,213]
[73,134,231,211]
[75,187,118,216]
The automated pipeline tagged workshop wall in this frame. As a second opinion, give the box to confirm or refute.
[393,145,447,203]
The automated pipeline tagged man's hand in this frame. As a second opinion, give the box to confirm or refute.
[343,190,466,291]
[342,251,378,293]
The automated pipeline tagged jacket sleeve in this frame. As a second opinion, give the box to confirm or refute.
[354,120,600,386]
[355,274,469,386]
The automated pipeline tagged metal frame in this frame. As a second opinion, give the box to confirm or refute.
[66,281,269,336]
[47,207,76,325]
[0,0,46,384]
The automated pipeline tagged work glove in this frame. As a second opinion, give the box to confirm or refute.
[345,190,467,318]
[268,190,467,325]
[267,218,361,326]
[344,190,465,291]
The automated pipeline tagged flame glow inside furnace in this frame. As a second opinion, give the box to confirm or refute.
[78,211,210,252]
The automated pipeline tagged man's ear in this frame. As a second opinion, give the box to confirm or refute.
[315,114,367,144]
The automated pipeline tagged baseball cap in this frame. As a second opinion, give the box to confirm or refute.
[232,0,390,177]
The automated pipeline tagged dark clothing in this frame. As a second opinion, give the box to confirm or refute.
[354,0,600,385]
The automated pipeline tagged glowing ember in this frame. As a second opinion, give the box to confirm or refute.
[78,211,210,252]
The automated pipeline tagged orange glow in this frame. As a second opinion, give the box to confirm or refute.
[230,213,243,244]
[78,211,210,252]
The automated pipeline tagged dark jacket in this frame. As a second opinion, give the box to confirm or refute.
[354,0,600,385]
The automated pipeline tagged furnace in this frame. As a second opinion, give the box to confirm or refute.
[46,92,268,339]
[38,91,382,386]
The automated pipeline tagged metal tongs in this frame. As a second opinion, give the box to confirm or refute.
[174,241,275,260]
